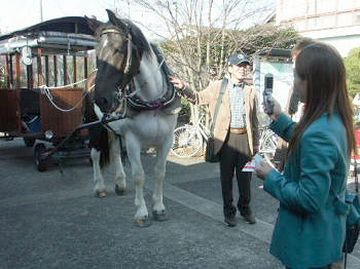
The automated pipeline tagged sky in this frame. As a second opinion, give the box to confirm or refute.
[0,0,110,33]
[0,0,275,41]
[0,0,170,40]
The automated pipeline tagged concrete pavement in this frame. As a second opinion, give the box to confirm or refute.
[1,138,359,269]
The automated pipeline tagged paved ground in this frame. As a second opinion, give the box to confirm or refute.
[1,138,360,269]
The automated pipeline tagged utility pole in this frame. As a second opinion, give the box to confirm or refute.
[174,1,178,21]
[40,0,43,22]
[127,0,131,19]
[113,0,118,15]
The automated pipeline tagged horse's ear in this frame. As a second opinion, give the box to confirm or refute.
[106,9,119,25]
[106,9,128,30]
[85,15,102,33]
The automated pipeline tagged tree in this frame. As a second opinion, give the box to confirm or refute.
[345,47,360,97]
[122,1,279,84]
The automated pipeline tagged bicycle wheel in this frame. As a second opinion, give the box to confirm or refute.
[259,132,278,161]
[171,126,203,158]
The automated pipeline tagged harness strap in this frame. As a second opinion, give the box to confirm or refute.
[127,82,177,111]
[125,46,178,111]
[124,34,133,74]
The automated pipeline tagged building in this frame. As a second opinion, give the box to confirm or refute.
[276,0,360,56]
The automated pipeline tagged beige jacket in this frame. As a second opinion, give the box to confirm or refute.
[183,79,259,155]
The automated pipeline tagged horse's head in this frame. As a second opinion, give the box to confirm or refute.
[86,10,148,113]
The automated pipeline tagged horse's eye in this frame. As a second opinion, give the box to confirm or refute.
[114,48,125,55]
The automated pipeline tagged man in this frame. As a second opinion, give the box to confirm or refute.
[170,53,259,226]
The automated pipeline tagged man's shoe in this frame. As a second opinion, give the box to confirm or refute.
[224,216,237,227]
[241,212,256,224]
[239,207,256,224]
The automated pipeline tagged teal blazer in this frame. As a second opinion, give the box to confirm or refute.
[264,113,349,269]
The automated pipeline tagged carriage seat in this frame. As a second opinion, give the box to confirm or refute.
[20,89,42,133]
[20,89,40,115]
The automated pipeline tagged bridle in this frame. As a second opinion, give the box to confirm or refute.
[98,27,138,110]
[100,28,134,75]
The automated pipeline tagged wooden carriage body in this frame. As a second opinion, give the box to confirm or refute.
[0,17,96,140]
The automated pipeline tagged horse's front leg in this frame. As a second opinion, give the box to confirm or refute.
[125,135,150,227]
[152,136,173,221]
[90,148,107,198]
[109,134,126,195]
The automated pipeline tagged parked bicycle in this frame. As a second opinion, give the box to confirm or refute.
[171,114,210,158]
[0,65,5,85]
[172,114,278,160]
[258,126,278,161]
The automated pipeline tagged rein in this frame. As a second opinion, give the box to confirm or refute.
[39,74,97,113]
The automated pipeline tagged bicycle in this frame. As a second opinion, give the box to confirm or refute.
[171,117,278,160]
[258,126,278,161]
[171,114,210,158]
[0,65,5,85]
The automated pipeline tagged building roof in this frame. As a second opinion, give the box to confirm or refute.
[0,16,96,55]
[0,16,94,41]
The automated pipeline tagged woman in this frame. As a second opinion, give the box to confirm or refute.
[255,42,355,269]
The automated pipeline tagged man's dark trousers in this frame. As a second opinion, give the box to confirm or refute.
[219,132,252,218]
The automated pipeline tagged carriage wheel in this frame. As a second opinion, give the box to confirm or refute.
[34,143,47,172]
[23,137,36,147]
[171,126,202,158]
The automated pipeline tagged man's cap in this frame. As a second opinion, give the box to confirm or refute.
[228,53,250,66]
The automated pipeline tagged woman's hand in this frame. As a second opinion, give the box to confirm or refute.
[264,97,282,121]
[255,160,274,180]
[169,76,188,90]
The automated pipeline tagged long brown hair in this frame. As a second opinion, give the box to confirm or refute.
[291,37,314,59]
[288,43,356,157]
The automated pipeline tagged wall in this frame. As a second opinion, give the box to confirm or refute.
[276,0,360,56]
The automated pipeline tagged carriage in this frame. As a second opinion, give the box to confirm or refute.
[0,17,97,171]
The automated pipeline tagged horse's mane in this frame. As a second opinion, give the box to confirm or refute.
[150,44,173,77]
[122,19,152,58]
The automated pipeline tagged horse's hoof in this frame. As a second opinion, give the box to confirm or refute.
[153,210,168,221]
[115,184,126,196]
[134,217,152,228]
[95,191,107,198]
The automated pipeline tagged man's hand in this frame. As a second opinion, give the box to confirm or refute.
[253,145,259,155]
[169,76,188,90]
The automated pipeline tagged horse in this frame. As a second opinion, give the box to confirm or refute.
[85,10,180,227]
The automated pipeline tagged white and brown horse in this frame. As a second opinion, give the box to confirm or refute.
[85,10,180,226]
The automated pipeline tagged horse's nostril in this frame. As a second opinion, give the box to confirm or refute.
[96,97,109,112]
[101,98,108,107]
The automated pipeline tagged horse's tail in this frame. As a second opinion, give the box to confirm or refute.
[85,96,110,168]
[99,128,110,167]
[88,126,110,168]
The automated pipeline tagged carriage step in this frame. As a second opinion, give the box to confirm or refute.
[51,148,91,160]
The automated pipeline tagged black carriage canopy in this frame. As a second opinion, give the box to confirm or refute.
[0,16,96,55]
